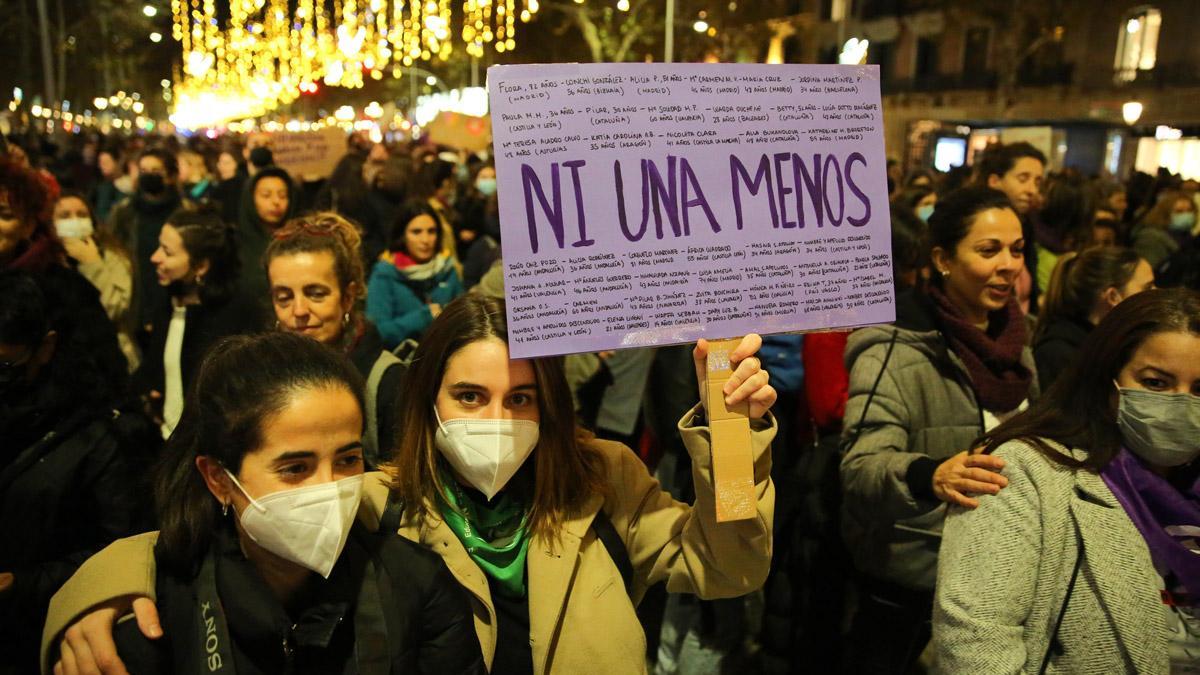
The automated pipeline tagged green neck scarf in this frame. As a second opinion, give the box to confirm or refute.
[438,468,531,599]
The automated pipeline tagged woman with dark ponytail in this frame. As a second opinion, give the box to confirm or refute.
[1034,246,1155,389]
[135,205,267,438]
[66,332,483,673]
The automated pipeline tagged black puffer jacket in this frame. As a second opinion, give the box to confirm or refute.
[114,523,486,675]
[0,407,148,674]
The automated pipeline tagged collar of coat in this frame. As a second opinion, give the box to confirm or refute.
[357,471,606,673]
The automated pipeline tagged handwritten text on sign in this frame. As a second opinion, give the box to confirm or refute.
[489,63,895,358]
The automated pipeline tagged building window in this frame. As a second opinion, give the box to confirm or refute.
[915,37,939,79]
[963,27,990,76]
[1114,6,1161,82]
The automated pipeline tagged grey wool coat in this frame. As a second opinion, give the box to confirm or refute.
[933,439,1169,674]
[840,291,1038,590]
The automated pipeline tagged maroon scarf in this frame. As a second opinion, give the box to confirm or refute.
[5,234,63,273]
[927,286,1032,413]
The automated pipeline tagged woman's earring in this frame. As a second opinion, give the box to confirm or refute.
[941,269,950,277]
[196,273,206,287]
[222,501,229,517]
[343,312,351,326]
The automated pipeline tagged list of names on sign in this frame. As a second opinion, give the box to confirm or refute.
[488,62,895,358]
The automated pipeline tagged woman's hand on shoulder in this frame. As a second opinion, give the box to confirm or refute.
[54,595,160,675]
[932,449,1008,509]
[692,333,777,420]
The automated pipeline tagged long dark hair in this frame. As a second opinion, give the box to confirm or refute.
[167,205,240,304]
[386,293,607,542]
[153,331,365,575]
[388,200,443,256]
[981,288,1200,471]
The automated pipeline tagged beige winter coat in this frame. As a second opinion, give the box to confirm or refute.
[42,406,775,674]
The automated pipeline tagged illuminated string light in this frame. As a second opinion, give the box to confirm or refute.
[168,0,542,127]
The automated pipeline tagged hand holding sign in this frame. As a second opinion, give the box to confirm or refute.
[693,334,775,420]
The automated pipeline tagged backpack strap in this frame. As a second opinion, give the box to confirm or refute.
[592,509,634,598]
[379,493,406,535]
[364,350,403,468]
[841,329,899,455]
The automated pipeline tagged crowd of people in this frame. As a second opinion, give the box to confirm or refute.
[0,124,1197,675]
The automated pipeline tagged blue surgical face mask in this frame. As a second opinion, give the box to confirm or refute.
[1169,211,1196,233]
[916,203,935,223]
[475,177,497,197]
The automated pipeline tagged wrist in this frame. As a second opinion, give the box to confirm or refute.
[906,456,939,501]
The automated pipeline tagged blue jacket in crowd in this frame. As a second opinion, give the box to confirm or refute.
[366,259,464,348]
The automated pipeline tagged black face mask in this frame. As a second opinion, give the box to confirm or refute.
[138,173,166,195]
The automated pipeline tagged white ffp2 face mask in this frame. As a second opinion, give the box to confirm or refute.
[224,470,364,578]
[433,408,539,500]
[54,216,94,240]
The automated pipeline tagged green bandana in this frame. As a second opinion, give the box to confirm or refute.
[438,468,532,598]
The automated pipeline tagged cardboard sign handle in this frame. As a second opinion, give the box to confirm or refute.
[704,337,757,523]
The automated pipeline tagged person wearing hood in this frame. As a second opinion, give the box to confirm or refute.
[105,149,186,335]
[366,200,464,349]
[236,166,296,306]
[840,187,1039,673]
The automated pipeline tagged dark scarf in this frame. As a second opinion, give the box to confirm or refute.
[5,235,62,273]
[927,285,1032,413]
[1101,449,1200,601]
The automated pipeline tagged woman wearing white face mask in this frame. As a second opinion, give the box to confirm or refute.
[49,331,483,674]
[52,192,139,371]
[45,293,777,675]
[933,288,1200,674]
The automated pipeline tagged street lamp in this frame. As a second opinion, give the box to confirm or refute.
[1122,100,1143,125]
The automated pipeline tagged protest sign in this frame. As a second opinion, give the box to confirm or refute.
[268,127,346,179]
[425,111,492,152]
[488,62,894,359]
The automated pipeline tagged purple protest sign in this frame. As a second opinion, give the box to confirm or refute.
[488,63,895,359]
